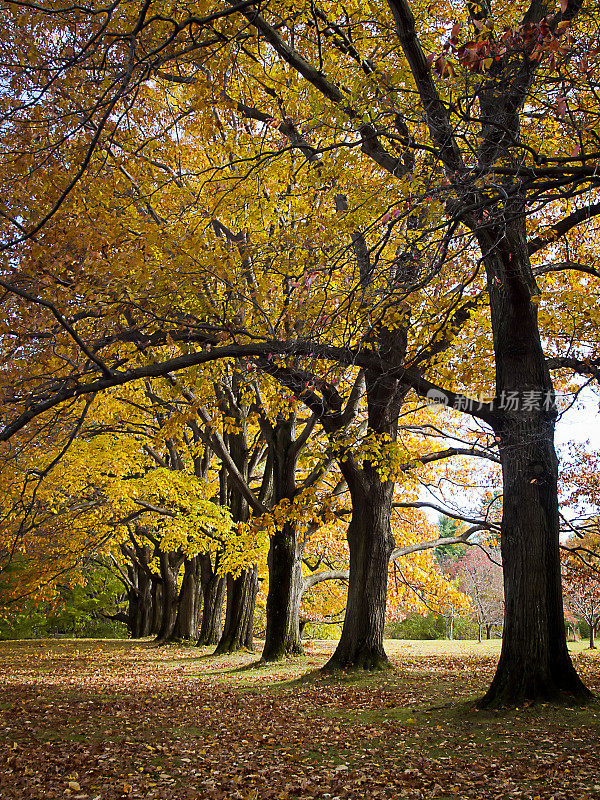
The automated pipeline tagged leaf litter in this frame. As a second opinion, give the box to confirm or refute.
[0,639,598,800]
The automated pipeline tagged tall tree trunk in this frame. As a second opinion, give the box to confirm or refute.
[172,556,202,641]
[324,472,395,671]
[262,522,304,660]
[384,0,591,704]
[589,621,596,651]
[133,566,153,638]
[155,551,184,644]
[322,323,408,672]
[121,540,154,638]
[486,624,493,640]
[150,579,162,636]
[155,574,178,643]
[213,394,259,654]
[125,563,140,638]
[193,567,203,634]
[478,219,591,706]
[197,554,226,646]
[215,567,258,654]
[262,416,305,662]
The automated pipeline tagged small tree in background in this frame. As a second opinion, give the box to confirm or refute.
[434,516,468,565]
[451,548,504,641]
[562,528,600,650]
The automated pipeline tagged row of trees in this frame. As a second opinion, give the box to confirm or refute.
[1,0,600,705]
[0,369,475,652]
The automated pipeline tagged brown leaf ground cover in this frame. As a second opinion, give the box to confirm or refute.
[0,638,598,800]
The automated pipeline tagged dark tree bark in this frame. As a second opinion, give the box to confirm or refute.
[261,320,409,671]
[197,554,226,646]
[172,556,202,641]
[120,541,154,638]
[193,559,203,634]
[155,550,185,643]
[213,383,259,654]
[321,320,409,671]
[131,564,153,638]
[123,562,139,638]
[478,215,591,706]
[256,254,411,671]
[323,470,395,671]
[382,0,592,705]
[214,567,258,654]
[150,578,162,636]
[262,521,304,660]
[262,416,305,661]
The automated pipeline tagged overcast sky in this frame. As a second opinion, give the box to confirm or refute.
[556,386,600,454]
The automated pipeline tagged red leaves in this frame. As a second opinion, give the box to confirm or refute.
[382,209,401,223]
[426,14,574,79]
[433,54,454,78]
[556,96,568,119]
[457,39,499,72]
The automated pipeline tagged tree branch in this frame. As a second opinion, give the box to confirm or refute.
[528,202,600,255]
[386,0,463,173]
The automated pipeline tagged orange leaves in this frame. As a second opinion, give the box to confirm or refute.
[386,512,472,620]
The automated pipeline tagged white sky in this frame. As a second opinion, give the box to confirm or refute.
[417,385,600,528]
[555,386,600,454]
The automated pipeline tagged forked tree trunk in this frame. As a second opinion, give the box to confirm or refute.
[262,523,304,661]
[214,567,258,654]
[212,401,259,654]
[383,0,591,705]
[321,321,407,672]
[121,542,153,638]
[324,472,395,671]
[478,222,591,706]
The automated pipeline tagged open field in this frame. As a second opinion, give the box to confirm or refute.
[0,638,599,799]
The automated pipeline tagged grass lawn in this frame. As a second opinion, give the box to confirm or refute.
[0,637,598,799]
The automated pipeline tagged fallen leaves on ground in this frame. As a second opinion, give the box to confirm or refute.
[0,638,599,800]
